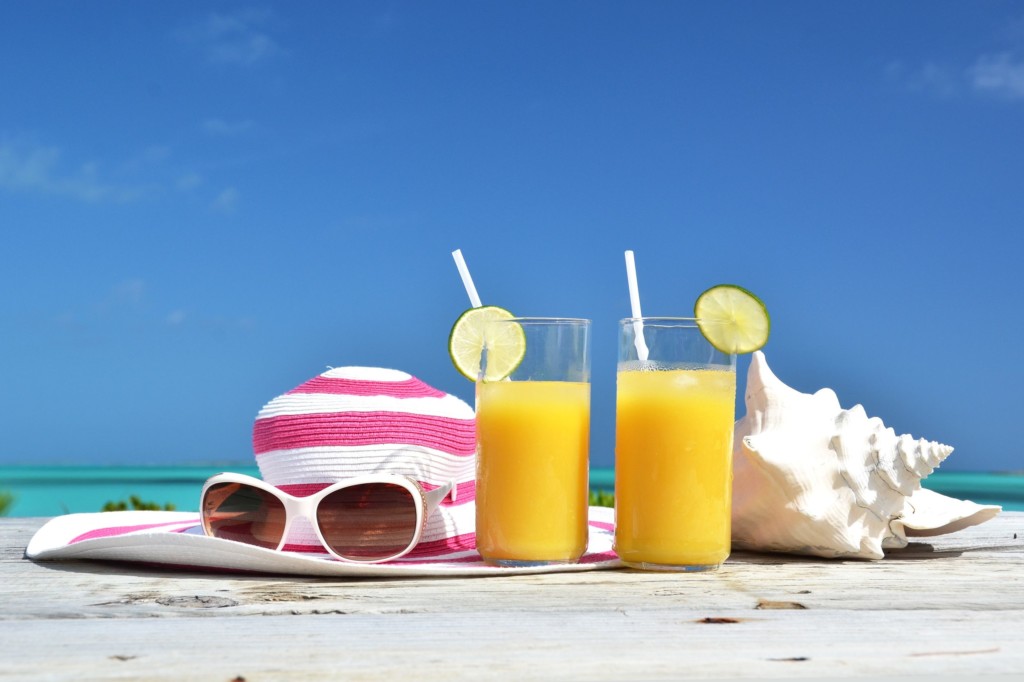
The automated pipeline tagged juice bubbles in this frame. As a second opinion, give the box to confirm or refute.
[475,380,590,564]
[614,316,737,572]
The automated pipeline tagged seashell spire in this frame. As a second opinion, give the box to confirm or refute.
[732,352,998,560]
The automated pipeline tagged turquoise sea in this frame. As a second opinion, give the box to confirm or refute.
[1,465,1022,517]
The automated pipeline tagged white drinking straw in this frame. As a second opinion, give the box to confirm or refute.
[452,249,483,308]
[624,250,649,362]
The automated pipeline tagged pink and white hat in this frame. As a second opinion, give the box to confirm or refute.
[250,366,478,555]
[26,367,619,577]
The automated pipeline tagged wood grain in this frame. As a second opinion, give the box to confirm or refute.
[2,513,1022,680]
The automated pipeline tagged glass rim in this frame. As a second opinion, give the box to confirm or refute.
[495,317,591,324]
[619,316,723,325]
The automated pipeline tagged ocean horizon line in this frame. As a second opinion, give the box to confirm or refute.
[1,462,1022,475]
[3,464,1023,517]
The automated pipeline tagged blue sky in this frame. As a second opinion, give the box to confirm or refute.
[1,1,1022,473]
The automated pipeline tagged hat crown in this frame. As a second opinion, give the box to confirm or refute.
[253,367,476,489]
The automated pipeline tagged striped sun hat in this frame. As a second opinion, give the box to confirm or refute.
[251,366,478,559]
[24,364,621,576]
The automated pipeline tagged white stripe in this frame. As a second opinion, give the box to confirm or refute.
[257,445,476,487]
[320,367,412,381]
[421,503,476,541]
[394,550,480,563]
[256,393,475,420]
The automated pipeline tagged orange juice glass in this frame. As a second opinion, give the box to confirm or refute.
[615,318,736,571]
[475,318,591,566]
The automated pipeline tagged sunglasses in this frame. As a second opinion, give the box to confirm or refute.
[200,472,454,563]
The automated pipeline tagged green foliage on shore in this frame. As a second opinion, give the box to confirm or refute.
[102,495,176,512]
[589,489,614,508]
[0,490,13,516]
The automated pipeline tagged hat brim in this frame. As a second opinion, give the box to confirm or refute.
[26,508,622,578]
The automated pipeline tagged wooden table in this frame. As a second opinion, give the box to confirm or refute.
[2,514,1022,680]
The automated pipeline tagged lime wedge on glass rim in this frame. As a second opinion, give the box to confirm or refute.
[694,284,770,354]
[448,306,526,381]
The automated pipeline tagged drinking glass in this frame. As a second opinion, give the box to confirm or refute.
[475,317,591,566]
[615,317,736,571]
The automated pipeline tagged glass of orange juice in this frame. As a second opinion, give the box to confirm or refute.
[615,317,736,571]
[475,317,591,566]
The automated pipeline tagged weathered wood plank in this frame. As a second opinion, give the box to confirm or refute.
[2,514,1022,680]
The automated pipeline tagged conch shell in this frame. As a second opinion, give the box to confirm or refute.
[732,352,1000,560]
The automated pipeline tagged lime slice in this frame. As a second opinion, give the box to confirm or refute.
[448,306,525,381]
[694,284,770,354]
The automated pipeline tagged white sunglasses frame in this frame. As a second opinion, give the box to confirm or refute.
[200,472,454,564]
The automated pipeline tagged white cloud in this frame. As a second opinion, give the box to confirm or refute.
[139,145,172,164]
[111,278,146,306]
[915,62,959,98]
[887,55,1024,101]
[178,8,283,66]
[885,60,959,97]
[889,13,1024,104]
[75,278,148,322]
[31,280,256,341]
[212,186,239,212]
[166,310,187,326]
[202,118,257,136]
[0,141,60,190]
[0,138,144,202]
[969,52,1024,99]
[177,172,203,191]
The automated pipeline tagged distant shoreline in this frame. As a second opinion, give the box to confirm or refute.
[2,465,1023,517]
[2,462,1022,475]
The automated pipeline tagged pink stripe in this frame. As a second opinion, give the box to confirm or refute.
[253,412,476,456]
[70,518,200,544]
[448,481,476,504]
[398,547,621,566]
[588,520,614,532]
[406,532,477,557]
[281,531,478,557]
[579,550,619,564]
[277,480,475,505]
[281,543,330,554]
[277,483,330,497]
[68,521,618,567]
[288,376,444,398]
[393,553,486,565]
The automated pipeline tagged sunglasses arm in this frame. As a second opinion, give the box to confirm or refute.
[423,480,455,514]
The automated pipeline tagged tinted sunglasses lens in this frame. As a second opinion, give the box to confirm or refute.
[202,482,286,550]
[317,482,419,561]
